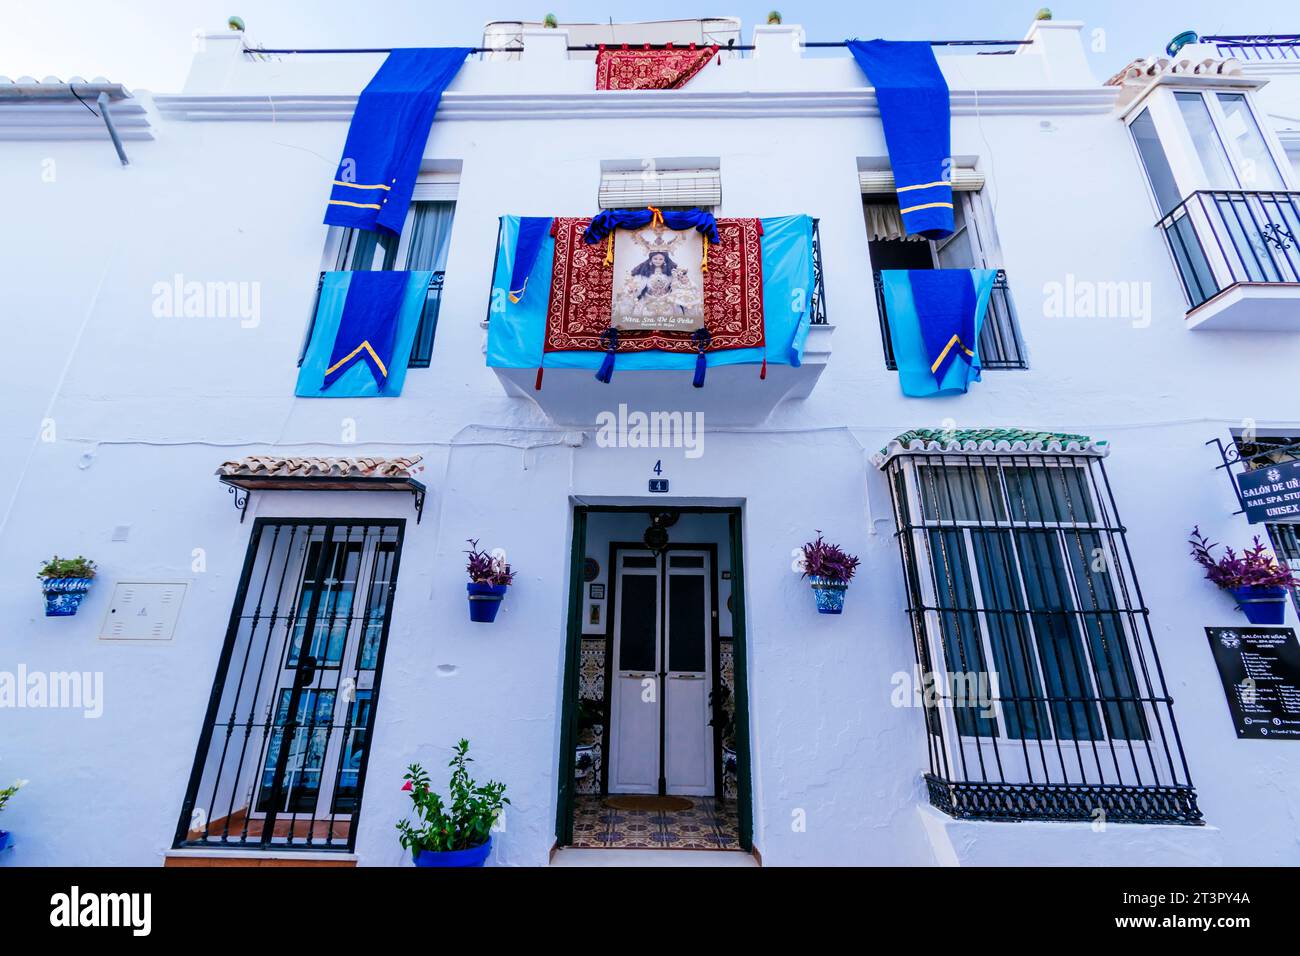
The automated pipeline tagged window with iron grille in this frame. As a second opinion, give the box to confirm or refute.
[174,519,404,851]
[864,188,1027,370]
[300,193,455,368]
[882,449,1201,824]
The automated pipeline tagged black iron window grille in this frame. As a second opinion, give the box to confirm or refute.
[1156,190,1300,310]
[883,451,1201,824]
[174,519,405,851]
[874,270,1025,369]
[298,271,444,368]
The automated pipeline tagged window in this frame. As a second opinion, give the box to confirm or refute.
[174,519,404,851]
[864,184,1026,370]
[1216,93,1285,190]
[883,448,1200,824]
[304,186,456,368]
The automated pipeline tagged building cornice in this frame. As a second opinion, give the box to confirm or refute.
[153,86,1120,123]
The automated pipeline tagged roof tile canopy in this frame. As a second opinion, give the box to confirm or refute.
[872,428,1107,468]
[215,455,423,479]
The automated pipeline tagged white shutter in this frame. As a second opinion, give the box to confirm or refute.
[411,180,459,201]
[599,168,722,209]
[859,167,984,194]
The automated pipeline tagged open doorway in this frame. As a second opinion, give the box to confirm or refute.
[556,506,752,852]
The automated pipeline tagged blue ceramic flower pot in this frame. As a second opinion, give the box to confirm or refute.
[42,577,93,617]
[810,576,848,614]
[1230,585,1288,625]
[0,830,10,852]
[413,835,491,867]
[467,583,508,623]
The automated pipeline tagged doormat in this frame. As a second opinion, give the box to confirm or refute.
[603,795,695,812]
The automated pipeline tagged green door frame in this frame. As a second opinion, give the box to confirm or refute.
[555,504,753,853]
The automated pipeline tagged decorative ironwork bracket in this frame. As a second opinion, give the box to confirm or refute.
[228,484,250,522]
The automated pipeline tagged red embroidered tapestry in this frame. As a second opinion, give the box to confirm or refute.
[544,217,764,355]
[594,46,716,91]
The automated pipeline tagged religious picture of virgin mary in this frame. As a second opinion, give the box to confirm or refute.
[611,225,705,331]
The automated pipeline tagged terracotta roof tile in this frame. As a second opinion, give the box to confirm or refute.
[215,455,423,479]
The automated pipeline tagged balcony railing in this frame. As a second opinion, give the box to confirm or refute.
[1204,34,1300,61]
[299,271,445,368]
[1156,190,1300,311]
[875,269,1025,370]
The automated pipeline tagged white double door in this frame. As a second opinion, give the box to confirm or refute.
[607,548,715,796]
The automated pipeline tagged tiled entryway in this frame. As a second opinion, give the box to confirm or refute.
[571,795,741,850]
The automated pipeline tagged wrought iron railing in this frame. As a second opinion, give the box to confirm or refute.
[1155,190,1300,310]
[874,269,1025,369]
[1205,34,1300,61]
[298,271,445,368]
[810,218,827,325]
[883,451,1202,825]
[174,519,406,851]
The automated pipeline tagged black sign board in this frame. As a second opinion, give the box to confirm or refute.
[649,479,669,493]
[1205,626,1300,739]
[1236,458,1300,523]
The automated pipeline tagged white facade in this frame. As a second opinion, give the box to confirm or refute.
[4,18,1300,867]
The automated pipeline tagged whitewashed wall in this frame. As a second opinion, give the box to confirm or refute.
[3,20,1300,867]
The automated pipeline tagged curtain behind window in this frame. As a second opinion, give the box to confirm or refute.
[405,200,456,271]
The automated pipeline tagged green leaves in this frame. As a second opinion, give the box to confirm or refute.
[395,741,510,854]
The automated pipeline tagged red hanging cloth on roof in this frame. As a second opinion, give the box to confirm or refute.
[594,45,718,91]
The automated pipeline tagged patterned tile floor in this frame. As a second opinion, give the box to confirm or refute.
[571,795,741,851]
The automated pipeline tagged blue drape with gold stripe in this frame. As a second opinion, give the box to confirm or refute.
[847,39,954,240]
[324,48,470,237]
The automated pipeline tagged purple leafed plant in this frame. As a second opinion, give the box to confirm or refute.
[465,539,515,586]
[800,532,861,584]
[1188,526,1297,591]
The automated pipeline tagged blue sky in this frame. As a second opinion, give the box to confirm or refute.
[2,1,1293,90]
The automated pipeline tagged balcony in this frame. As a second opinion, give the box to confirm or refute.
[874,269,1026,370]
[1157,190,1300,331]
[488,219,832,427]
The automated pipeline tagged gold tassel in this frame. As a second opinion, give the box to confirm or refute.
[701,238,710,273]
[647,205,664,229]
[604,231,615,266]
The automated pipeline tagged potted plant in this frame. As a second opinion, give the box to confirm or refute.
[1189,526,1297,625]
[465,539,514,623]
[37,555,97,617]
[397,739,508,868]
[0,778,26,853]
[799,532,860,614]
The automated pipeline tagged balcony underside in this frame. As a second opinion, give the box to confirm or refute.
[925,774,1204,825]
[1186,282,1300,331]
[493,324,833,426]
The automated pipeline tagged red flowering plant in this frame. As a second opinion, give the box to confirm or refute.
[1188,527,1298,591]
[397,739,509,854]
[799,532,861,584]
[465,539,514,586]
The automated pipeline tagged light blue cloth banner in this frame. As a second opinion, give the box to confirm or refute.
[880,268,996,397]
[487,214,816,371]
[296,270,432,397]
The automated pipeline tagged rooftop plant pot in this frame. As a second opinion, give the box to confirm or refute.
[809,576,848,614]
[467,582,508,622]
[1230,585,1288,625]
[413,835,491,868]
[41,577,93,617]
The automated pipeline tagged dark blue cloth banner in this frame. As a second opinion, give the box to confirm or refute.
[322,270,410,390]
[583,207,720,245]
[324,48,471,237]
[510,217,553,303]
[847,39,954,239]
[909,269,977,381]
